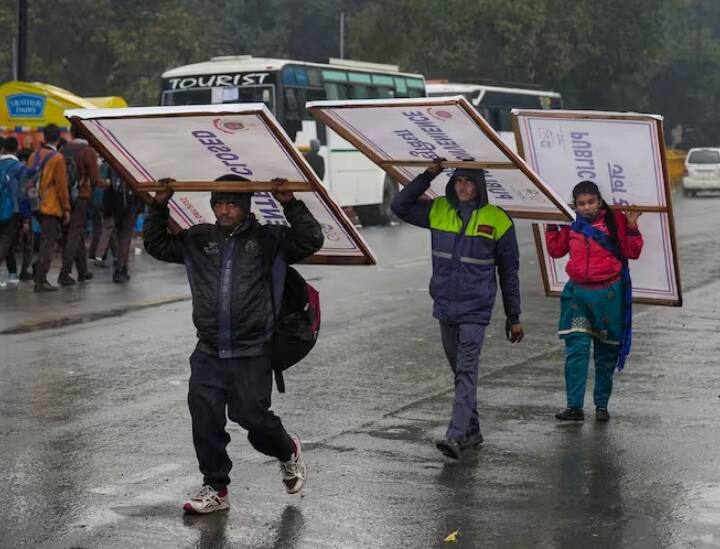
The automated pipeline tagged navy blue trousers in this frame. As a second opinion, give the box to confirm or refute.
[440,322,487,439]
[188,349,293,490]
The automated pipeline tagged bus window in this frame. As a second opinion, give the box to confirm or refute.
[348,72,372,85]
[376,87,395,98]
[322,70,348,83]
[324,82,350,100]
[498,110,512,132]
[394,77,408,97]
[307,68,322,87]
[284,88,302,120]
[283,66,310,88]
[350,84,371,99]
[477,106,491,122]
[283,87,324,119]
[372,75,394,87]
[303,88,325,119]
[162,88,211,105]
[489,108,502,131]
[406,78,425,98]
[162,86,274,112]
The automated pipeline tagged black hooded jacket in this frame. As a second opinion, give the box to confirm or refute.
[143,198,324,357]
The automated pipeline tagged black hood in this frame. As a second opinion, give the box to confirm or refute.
[445,168,489,208]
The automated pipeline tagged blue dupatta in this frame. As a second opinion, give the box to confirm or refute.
[571,214,632,371]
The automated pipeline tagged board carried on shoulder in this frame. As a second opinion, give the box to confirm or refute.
[512,109,682,306]
[307,96,574,221]
[65,104,375,265]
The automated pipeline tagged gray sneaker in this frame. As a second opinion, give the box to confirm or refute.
[182,485,229,514]
[280,433,307,494]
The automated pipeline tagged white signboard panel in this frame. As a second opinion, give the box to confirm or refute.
[514,110,682,306]
[307,97,574,221]
[65,104,375,265]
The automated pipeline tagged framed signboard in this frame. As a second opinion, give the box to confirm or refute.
[65,104,375,265]
[513,110,682,306]
[307,97,574,221]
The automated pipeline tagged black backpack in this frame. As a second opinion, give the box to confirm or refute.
[110,169,135,213]
[261,227,321,393]
[62,147,81,203]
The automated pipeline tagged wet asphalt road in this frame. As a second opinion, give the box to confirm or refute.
[1,191,720,548]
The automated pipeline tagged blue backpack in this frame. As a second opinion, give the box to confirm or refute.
[0,158,21,222]
[18,151,56,214]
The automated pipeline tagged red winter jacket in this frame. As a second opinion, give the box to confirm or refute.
[545,210,643,285]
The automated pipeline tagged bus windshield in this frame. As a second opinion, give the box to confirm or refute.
[161,85,275,112]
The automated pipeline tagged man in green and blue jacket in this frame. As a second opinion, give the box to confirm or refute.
[391,158,524,459]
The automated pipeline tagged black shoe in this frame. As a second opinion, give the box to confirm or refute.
[19,269,33,281]
[113,270,129,283]
[595,408,610,422]
[78,272,94,282]
[555,407,584,421]
[57,273,77,286]
[34,280,59,292]
[459,431,484,450]
[435,438,462,460]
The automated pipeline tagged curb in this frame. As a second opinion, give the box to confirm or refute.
[0,295,191,335]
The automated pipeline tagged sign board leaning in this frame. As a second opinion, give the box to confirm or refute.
[512,109,682,306]
[65,103,375,265]
[306,96,574,221]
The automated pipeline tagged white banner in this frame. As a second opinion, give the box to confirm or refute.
[307,97,574,221]
[513,110,682,305]
[65,104,375,265]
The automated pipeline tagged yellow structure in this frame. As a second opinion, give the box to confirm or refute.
[85,96,129,109]
[665,148,687,188]
[0,81,127,147]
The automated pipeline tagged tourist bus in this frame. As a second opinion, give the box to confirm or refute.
[161,56,426,225]
[426,81,563,151]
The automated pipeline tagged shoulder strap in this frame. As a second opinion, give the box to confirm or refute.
[258,225,290,393]
[259,225,287,315]
[38,151,57,170]
[571,216,623,261]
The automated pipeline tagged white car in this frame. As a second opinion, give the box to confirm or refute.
[682,147,720,197]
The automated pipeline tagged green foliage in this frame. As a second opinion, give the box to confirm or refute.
[1,0,720,143]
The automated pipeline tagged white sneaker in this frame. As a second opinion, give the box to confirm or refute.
[182,485,229,514]
[7,274,19,284]
[280,433,307,494]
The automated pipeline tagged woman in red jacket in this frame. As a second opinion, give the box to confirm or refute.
[545,181,643,422]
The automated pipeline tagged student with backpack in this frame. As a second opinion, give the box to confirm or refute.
[15,148,35,281]
[143,175,324,515]
[0,136,25,283]
[27,124,71,292]
[57,126,104,285]
[545,180,643,423]
[94,164,141,283]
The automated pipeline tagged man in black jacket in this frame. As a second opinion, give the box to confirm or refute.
[144,176,324,514]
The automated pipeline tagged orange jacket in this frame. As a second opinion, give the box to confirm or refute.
[62,140,102,200]
[28,146,70,218]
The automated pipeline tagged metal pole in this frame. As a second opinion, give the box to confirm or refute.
[339,11,345,59]
[11,36,17,80]
[17,0,28,81]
